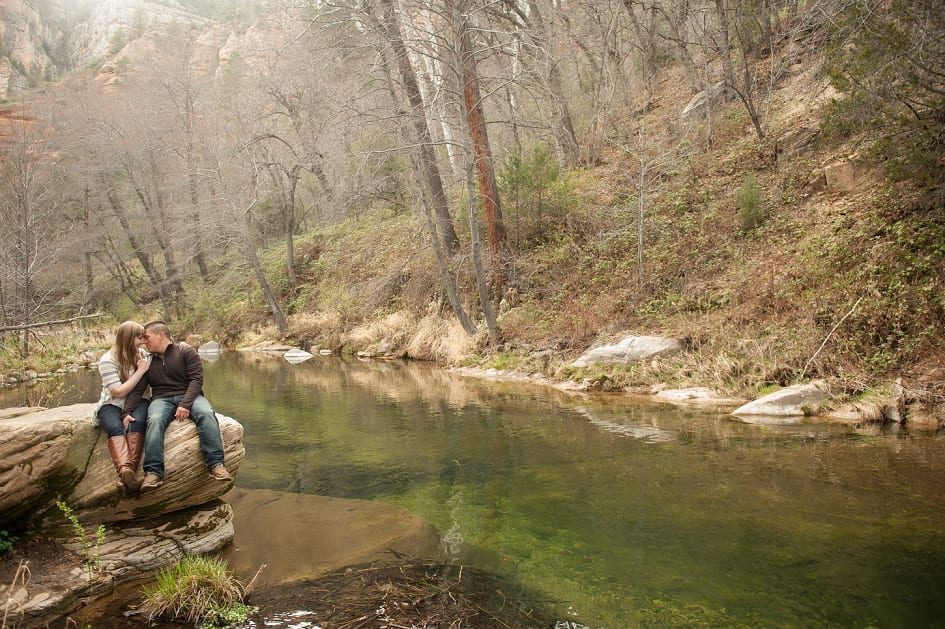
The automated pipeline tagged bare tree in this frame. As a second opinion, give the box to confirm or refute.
[497,0,582,169]
[0,112,65,355]
[451,0,500,340]
[373,0,462,253]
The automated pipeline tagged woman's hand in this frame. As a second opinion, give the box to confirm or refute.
[137,354,152,372]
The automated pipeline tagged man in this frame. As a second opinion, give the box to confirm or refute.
[123,321,232,491]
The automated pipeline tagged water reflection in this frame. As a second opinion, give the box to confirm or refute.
[3,352,945,628]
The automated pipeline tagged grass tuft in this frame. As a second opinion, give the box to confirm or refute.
[140,555,255,629]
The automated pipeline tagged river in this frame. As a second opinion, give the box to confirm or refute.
[3,352,945,628]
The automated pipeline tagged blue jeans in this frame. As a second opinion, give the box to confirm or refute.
[143,395,225,479]
[98,399,149,437]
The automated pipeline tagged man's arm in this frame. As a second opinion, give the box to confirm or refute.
[178,344,204,410]
[122,375,149,416]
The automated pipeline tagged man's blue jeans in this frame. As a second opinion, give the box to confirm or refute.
[143,395,225,479]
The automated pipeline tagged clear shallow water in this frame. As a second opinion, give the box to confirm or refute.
[5,353,945,628]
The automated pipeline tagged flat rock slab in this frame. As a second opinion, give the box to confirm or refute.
[222,487,442,586]
[571,335,685,368]
[732,381,830,417]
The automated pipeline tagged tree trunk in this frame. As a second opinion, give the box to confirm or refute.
[458,17,508,298]
[376,0,460,253]
[525,0,581,169]
[240,191,288,335]
[413,154,477,336]
[101,176,172,314]
[452,0,498,342]
[245,222,288,335]
[186,135,210,282]
[714,0,736,91]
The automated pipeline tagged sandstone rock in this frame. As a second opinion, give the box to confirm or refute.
[571,335,685,368]
[823,158,872,194]
[284,348,314,363]
[0,501,234,628]
[0,406,88,527]
[732,381,831,418]
[0,403,244,530]
[0,402,245,626]
[680,81,727,123]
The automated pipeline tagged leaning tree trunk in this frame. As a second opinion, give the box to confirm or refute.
[458,16,508,300]
[452,1,498,342]
[101,176,172,316]
[243,206,288,335]
[377,0,460,253]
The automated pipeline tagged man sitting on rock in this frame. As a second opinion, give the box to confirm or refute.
[123,321,232,491]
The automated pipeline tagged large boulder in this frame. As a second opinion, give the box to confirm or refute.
[0,403,245,529]
[0,403,245,627]
[1,501,235,627]
[571,335,686,368]
[732,381,831,418]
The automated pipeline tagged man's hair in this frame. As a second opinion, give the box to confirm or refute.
[145,321,173,341]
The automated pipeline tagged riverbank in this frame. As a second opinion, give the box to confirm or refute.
[2,324,942,430]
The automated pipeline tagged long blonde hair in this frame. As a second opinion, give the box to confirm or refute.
[111,321,144,381]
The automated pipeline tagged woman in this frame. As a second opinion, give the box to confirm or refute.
[93,320,152,492]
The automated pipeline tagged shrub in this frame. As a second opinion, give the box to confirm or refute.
[498,143,579,250]
[737,174,766,232]
[141,555,255,628]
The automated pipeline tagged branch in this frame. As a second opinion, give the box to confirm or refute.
[801,297,864,378]
[0,312,105,333]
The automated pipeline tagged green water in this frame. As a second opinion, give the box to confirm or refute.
[7,353,945,628]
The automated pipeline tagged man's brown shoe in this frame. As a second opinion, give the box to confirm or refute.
[209,465,232,481]
[140,473,163,492]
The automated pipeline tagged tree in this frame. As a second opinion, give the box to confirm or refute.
[498,0,582,169]
[0,111,66,356]
[204,87,291,335]
[451,0,500,340]
[826,0,945,184]
[373,0,462,254]
[453,0,509,293]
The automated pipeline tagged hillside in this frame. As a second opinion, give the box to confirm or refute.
[0,0,942,422]
[178,47,942,417]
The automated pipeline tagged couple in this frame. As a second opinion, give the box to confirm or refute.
[93,320,232,493]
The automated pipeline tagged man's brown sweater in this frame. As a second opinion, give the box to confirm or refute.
[123,342,204,414]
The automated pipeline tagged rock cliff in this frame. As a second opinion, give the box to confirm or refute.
[0,0,213,98]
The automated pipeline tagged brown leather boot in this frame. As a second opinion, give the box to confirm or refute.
[107,435,136,492]
[125,432,144,492]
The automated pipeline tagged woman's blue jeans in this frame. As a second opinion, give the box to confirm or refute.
[97,399,149,437]
[142,395,225,479]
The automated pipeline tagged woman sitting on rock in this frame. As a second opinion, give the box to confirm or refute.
[93,321,151,491]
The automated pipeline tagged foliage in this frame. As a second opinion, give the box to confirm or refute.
[737,174,766,232]
[55,501,105,581]
[824,0,945,186]
[0,529,17,554]
[141,555,254,628]
[794,193,945,374]
[498,144,580,250]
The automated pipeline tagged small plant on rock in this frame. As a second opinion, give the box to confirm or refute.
[56,500,105,580]
[0,530,17,554]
